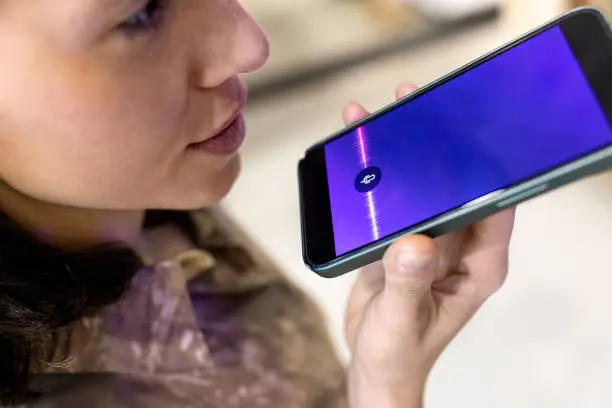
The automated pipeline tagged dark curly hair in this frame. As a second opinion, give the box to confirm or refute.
[0,208,145,405]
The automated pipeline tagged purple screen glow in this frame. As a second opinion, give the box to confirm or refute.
[324,26,612,256]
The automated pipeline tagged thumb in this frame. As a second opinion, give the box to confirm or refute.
[379,235,439,325]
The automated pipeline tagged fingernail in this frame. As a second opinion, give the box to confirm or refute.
[397,248,434,275]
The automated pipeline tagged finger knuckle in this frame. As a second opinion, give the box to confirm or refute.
[481,270,508,296]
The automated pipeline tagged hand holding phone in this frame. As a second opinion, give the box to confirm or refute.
[342,84,515,408]
[300,7,612,277]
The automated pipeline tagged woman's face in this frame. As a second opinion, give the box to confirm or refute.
[0,0,269,210]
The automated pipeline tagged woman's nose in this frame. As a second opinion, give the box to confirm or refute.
[193,5,270,89]
[233,12,270,75]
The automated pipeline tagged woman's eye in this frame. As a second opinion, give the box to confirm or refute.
[119,0,169,34]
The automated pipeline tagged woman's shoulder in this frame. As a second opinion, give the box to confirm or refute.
[35,208,347,408]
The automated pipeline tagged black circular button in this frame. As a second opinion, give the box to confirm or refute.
[354,166,382,193]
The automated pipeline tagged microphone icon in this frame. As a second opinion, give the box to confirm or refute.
[355,166,382,193]
[361,174,377,185]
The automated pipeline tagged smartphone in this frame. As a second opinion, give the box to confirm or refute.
[298,7,612,278]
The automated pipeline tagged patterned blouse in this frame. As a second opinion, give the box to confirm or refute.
[18,208,347,408]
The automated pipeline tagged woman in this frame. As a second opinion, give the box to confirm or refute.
[0,1,515,407]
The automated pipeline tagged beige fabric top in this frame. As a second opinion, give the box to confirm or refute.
[17,208,347,408]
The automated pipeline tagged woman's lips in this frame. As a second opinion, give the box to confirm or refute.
[188,114,246,155]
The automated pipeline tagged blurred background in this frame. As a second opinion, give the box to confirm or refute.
[225,0,612,406]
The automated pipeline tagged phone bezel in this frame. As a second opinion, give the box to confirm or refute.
[300,7,612,278]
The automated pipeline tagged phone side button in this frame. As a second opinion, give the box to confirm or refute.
[496,184,549,209]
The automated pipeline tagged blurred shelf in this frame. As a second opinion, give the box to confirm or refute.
[244,2,501,102]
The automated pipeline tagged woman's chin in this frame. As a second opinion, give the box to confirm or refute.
[172,154,242,210]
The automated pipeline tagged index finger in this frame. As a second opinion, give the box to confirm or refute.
[342,82,418,125]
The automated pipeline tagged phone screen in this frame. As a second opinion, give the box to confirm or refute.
[323,25,612,256]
